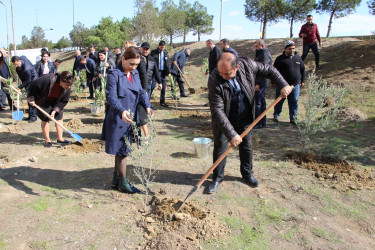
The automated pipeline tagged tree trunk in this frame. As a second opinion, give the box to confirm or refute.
[198,31,200,42]
[170,34,173,46]
[290,16,294,38]
[326,10,335,38]
[262,13,268,39]
[183,31,186,43]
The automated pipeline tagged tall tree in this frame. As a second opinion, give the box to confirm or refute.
[284,0,317,38]
[133,0,162,42]
[119,17,136,41]
[160,0,186,45]
[187,1,214,42]
[69,22,90,49]
[95,17,127,48]
[244,0,285,39]
[317,0,361,37]
[179,0,191,43]
[368,0,375,15]
[30,26,46,48]
[18,35,31,49]
[54,36,72,50]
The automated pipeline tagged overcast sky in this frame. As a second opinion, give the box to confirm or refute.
[0,0,374,48]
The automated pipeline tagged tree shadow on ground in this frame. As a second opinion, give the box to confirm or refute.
[0,165,243,196]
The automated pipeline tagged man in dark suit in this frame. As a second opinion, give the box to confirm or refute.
[79,56,96,99]
[205,39,222,75]
[11,55,38,122]
[151,40,170,107]
[88,45,99,64]
[72,49,81,80]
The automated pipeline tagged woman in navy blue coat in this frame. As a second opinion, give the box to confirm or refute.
[101,46,153,194]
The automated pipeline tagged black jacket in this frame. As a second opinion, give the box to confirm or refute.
[35,60,55,77]
[89,51,99,64]
[72,55,81,77]
[208,45,222,74]
[137,55,162,90]
[27,73,71,113]
[17,56,38,90]
[254,48,272,87]
[150,48,170,75]
[208,57,288,140]
[274,52,305,86]
[78,57,96,79]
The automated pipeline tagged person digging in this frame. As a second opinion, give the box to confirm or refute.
[27,71,74,148]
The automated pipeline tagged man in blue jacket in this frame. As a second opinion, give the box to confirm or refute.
[170,48,191,98]
[273,40,305,125]
[220,38,238,57]
[79,56,96,99]
[11,55,38,122]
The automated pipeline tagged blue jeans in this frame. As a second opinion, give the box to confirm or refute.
[273,84,300,122]
[301,42,319,67]
[254,86,267,126]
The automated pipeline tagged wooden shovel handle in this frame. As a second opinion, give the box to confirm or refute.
[195,85,294,188]
[9,84,70,133]
[174,62,192,88]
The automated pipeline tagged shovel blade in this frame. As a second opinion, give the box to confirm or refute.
[67,130,82,143]
[12,111,24,121]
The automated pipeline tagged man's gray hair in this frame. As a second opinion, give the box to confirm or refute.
[255,39,266,47]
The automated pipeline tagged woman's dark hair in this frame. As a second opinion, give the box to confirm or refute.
[41,51,49,60]
[57,71,74,86]
[98,50,106,55]
[122,46,140,60]
[11,56,21,63]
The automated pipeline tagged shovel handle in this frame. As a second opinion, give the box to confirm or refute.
[9,84,70,133]
[174,62,192,88]
[195,85,294,188]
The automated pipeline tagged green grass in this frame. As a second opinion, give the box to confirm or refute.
[0,236,7,249]
[312,227,341,242]
[28,240,50,249]
[280,227,300,240]
[344,86,375,117]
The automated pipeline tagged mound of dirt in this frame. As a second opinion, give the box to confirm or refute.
[338,107,368,122]
[66,119,84,130]
[60,139,104,154]
[141,196,229,249]
[0,155,11,169]
[286,151,375,191]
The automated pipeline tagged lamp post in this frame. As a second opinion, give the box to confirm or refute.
[0,0,10,60]
[10,0,16,55]
[220,0,223,40]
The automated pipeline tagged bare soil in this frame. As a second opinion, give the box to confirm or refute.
[0,37,374,249]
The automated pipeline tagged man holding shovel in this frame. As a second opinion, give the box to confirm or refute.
[207,52,292,193]
[170,48,191,98]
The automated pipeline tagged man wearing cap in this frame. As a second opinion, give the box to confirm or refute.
[299,15,322,70]
[273,40,305,126]
[170,48,191,98]
[151,41,170,107]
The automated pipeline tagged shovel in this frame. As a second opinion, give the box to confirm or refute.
[9,85,82,143]
[177,85,294,212]
[12,92,23,121]
[173,62,195,94]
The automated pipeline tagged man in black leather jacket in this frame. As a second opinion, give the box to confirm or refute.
[207,52,292,193]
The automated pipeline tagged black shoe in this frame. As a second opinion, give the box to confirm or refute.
[290,120,297,126]
[272,118,279,123]
[118,177,141,194]
[87,96,94,100]
[24,117,31,121]
[208,181,220,194]
[160,103,169,107]
[243,174,259,187]
[181,93,189,97]
[28,117,37,123]
[111,171,119,189]
[44,142,53,148]
[172,96,180,100]
[204,102,209,107]
[57,139,72,145]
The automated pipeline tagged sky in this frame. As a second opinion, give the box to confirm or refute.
[0,0,374,49]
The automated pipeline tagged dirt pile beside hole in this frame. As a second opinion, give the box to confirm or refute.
[172,110,210,119]
[0,155,11,168]
[286,151,375,191]
[337,107,368,122]
[66,119,84,130]
[141,196,229,249]
[60,139,104,154]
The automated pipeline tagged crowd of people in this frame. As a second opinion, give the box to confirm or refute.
[0,15,321,194]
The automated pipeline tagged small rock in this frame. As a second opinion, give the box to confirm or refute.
[14,172,18,176]
[186,234,197,241]
[315,172,320,178]
[326,173,334,179]
[87,204,93,208]
[313,217,318,221]
[145,217,155,223]
[29,157,37,162]
[318,177,324,181]
[174,213,185,221]
[346,228,351,232]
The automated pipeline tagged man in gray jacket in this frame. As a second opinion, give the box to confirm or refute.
[207,52,292,193]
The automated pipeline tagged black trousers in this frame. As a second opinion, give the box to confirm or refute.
[212,122,253,182]
[172,73,185,96]
[301,42,320,67]
[255,86,267,126]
